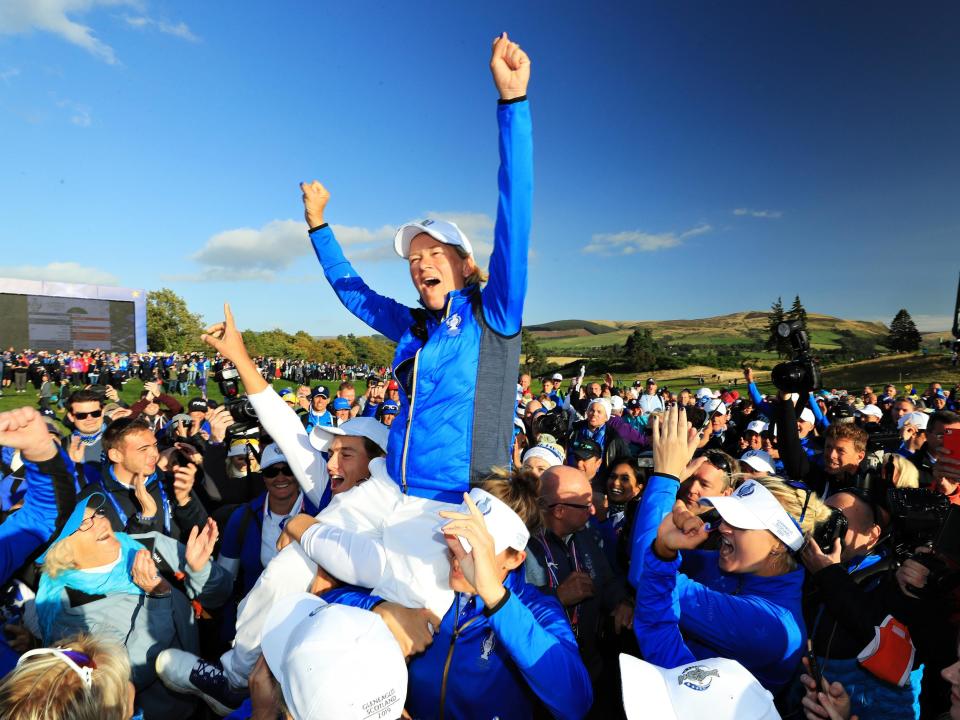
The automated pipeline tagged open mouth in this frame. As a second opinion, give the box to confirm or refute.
[608,487,624,500]
[719,535,735,558]
[329,475,346,492]
[272,480,292,490]
[422,277,441,288]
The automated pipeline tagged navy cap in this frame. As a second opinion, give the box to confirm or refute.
[188,398,208,413]
[311,386,330,399]
[38,493,106,563]
[571,437,603,460]
[626,399,640,410]
[381,400,400,415]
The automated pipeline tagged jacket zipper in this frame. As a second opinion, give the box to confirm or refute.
[399,296,454,494]
[438,595,479,720]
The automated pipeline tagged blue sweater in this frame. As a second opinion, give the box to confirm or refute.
[324,568,592,720]
[629,474,806,691]
[309,99,532,502]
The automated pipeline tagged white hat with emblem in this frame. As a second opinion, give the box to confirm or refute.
[394,218,473,258]
[619,654,781,720]
[438,487,530,555]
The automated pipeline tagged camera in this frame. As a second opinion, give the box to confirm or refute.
[214,365,258,432]
[886,488,960,597]
[770,321,821,394]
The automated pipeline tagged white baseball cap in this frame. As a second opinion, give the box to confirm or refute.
[703,398,728,416]
[310,417,390,454]
[551,372,563,381]
[262,594,407,720]
[522,444,564,469]
[745,420,767,435]
[695,388,713,402]
[438,487,530,556]
[259,443,286,469]
[859,404,883,419]
[700,479,804,552]
[394,218,473,258]
[620,654,780,720]
[739,450,775,475]
[610,396,625,412]
[898,411,929,431]
[798,407,816,425]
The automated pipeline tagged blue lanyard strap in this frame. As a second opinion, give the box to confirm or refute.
[102,468,171,534]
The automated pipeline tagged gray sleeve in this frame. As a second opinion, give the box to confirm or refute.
[523,547,553,595]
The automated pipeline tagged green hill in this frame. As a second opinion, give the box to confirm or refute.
[526,311,889,353]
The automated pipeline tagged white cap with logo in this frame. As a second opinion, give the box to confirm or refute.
[740,450,776,475]
[898,411,929,431]
[700,479,804,551]
[799,407,816,425]
[745,420,768,435]
[439,487,530,556]
[262,593,407,720]
[394,218,473,259]
[259,443,286,470]
[620,654,781,720]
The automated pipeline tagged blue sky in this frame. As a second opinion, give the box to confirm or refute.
[1,1,958,336]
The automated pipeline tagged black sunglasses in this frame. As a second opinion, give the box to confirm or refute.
[77,508,107,532]
[704,451,732,474]
[548,501,593,510]
[263,463,293,479]
[73,409,103,420]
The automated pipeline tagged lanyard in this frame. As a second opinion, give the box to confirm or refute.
[536,530,582,634]
[102,467,171,535]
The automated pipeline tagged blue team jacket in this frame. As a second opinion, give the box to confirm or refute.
[309,100,532,502]
[325,568,593,720]
[630,474,806,691]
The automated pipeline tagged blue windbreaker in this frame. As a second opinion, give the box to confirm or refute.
[310,99,532,502]
[325,568,592,720]
[629,474,806,691]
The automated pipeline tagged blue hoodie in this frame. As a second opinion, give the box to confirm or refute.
[325,568,593,720]
[630,474,806,691]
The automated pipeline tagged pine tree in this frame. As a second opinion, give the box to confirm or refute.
[887,309,923,352]
[521,329,550,376]
[787,295,808,331]
[765,297,790,356]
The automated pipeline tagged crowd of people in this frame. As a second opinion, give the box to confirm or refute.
[2,32,960,720]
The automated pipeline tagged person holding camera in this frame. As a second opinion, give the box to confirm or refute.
[630,404,832,692]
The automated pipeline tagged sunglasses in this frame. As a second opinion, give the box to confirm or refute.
[704,451,732,474]
[73,409,103,420]
[263,463,293,479]
[77,508,107,532]
[548,500,593,510]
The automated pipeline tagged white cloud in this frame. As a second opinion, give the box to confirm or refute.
[583,223,712,256]
[0,0,136,64]
[733,208,783,219]
[123,15,198,41]
[0,261,119,285]
[55,97,92,127]
[0,67,20,83]
[181,211,499,282]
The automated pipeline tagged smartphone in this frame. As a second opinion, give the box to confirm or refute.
[945,428,960,458]
[806,639,824,692]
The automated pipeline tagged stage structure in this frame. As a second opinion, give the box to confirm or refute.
[0,278,147,353]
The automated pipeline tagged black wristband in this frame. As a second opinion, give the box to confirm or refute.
[498,95,527,105]
[308,222,329,234]
[657,473,681,483]
[483,588,511,617]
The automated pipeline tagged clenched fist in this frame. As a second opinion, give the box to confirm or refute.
[300,180,330,229]
[490,32,530,101]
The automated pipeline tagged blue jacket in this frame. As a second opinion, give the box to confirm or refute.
[630,474,806,691]
[325,568,592,720]
[310,99,532,502]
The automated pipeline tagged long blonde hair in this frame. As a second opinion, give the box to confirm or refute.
[41,534,78,579]
[0,634,131,720]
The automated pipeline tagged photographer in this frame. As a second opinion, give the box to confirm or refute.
[799,488,923,719]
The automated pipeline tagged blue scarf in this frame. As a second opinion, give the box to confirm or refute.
[36,533,146,642]
[73,422,106,446]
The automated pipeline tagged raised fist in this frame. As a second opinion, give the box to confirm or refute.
[490,32,530,101]
[0,408,55,462]
[300,180,330,229]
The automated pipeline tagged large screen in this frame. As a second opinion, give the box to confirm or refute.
[0,293,137,352]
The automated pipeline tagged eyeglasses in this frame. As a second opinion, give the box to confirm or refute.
[263,463,293,479]
[76,508,107,532]
[73,409,103,420]
[17,647,97,689]
[548,500,593,510]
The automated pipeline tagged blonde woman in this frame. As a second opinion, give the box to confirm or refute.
[631,405,831,692]
[0,634,134,720]
[35,493,231,718]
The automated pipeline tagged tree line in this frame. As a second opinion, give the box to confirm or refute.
[146,288,395,366]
